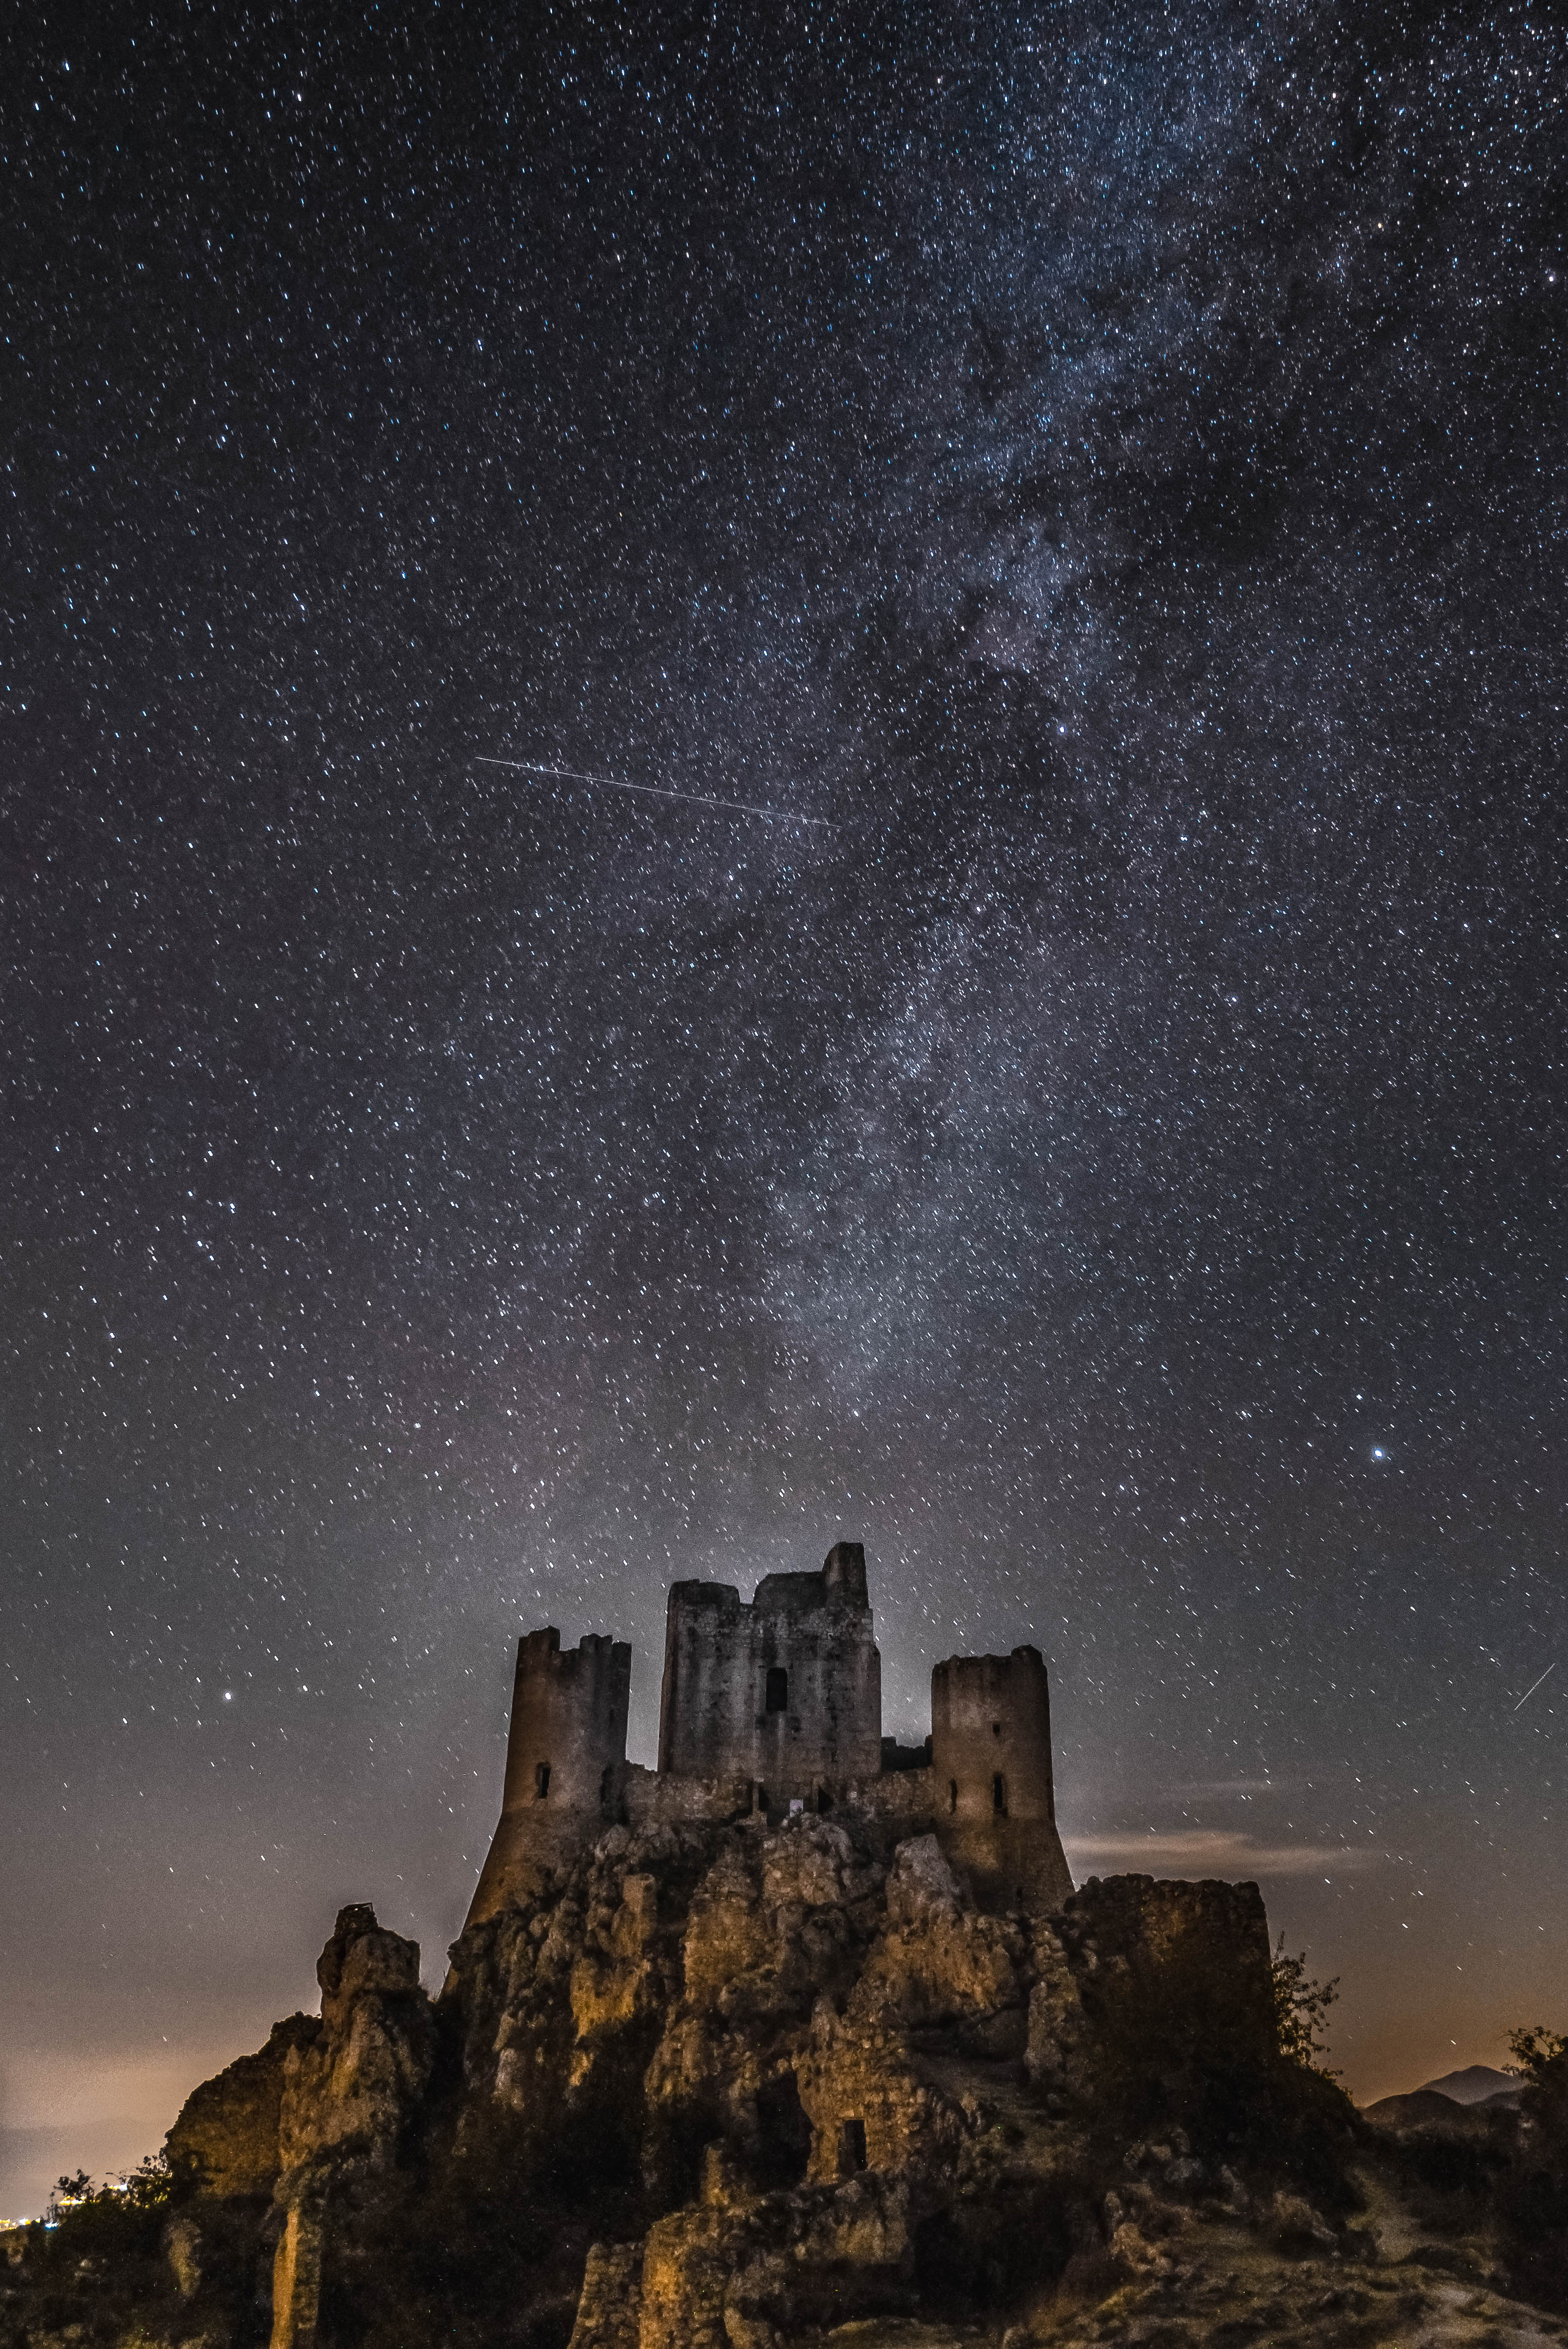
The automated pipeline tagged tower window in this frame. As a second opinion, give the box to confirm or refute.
[534,1761,551,1801]
[992,1773,1007,1816]
[600,1764,617,1811]
[947,1779,958,1814]
[765,1666,789,1714]
[837,2117,868,2176]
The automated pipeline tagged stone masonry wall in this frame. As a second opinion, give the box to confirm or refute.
[467,1629,632,1925]
[655,1543,882,1804]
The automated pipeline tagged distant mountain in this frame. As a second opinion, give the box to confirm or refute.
[1419,2065,1521,2106]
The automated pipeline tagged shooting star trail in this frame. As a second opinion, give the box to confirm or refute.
[473,757,835,830]
[1512,1662,1556,1711]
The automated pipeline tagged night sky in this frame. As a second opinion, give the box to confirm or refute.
[4,0,1565,2218]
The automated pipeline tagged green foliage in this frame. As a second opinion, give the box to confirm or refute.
[1506,2025,1568,2083]
[42,2153,176,2267]
[49,2153,173,2222]
[1492,2023,1568,2311]
[1271,1936,1340,2076]
[3,2153,183,2349]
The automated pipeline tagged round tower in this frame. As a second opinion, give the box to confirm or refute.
[930,1645,1073,1914]
[466,1626,632,1925]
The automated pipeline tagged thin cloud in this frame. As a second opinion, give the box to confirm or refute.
[1169,1779,1298,1797]
[1061,1828,1377,1879]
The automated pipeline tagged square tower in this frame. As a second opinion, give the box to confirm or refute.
[657,1541,882,1803]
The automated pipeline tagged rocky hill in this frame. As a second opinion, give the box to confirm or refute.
[4,1813,1565,2349]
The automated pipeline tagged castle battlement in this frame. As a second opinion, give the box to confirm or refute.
[657,1540,882,1794]
[465,1542,1073,1927]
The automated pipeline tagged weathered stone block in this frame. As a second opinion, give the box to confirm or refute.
[568,2240,644,2349]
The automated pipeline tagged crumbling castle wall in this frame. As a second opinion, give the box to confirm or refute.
[466,1545,1076,1920]
[467,1628,632,1925]
[656,1542,882,1807]
[1053,1872,1277,2063]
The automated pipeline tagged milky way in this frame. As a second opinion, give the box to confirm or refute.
[4,1,1565,2206]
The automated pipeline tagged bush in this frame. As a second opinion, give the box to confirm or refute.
[1271,1937,1340,2077]
[43,2156,174,2265]
[1500,2026,1568,2310]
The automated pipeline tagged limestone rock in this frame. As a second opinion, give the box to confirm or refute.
[1107,2217,1174,2278]
[269,2191,324,2349]
[882,1832,965,1926]
[1267,2188,1339,2252]
[30,1796,1568,2349]
[280,1904,433,2172]
[317,1903,420,2022]
[1023,1921,1090,2098]
[162,2211,202,2296]
[166,2014,321,2197]
[851,1834,1028,2047]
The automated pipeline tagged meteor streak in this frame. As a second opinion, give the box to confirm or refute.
[1512,1662,1556,1711]
[474,756,834,830]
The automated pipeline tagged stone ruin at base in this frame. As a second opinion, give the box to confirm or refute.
[465,1539,1075,1925]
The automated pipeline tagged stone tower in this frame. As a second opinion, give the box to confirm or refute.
[657,1541,882,1809]
[930,1645,1073,1913]
[465,1627,631,1926]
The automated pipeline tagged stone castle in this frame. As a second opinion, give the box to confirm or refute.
[126,1533,1347,2349]
[467,1539,1074,1922]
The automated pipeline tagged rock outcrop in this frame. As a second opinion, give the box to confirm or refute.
[136,1816,1343,2347]
[280,1902,433,2175]
[27,1817,1565,2349]
[165,2014,320,2199]
[163,1904,432,2348]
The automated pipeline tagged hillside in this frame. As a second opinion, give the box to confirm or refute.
[3,1815,1565,2348]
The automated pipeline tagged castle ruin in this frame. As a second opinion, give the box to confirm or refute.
[467,1540,1073,1924]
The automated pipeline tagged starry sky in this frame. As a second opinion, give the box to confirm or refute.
[4,0,1565,2217]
